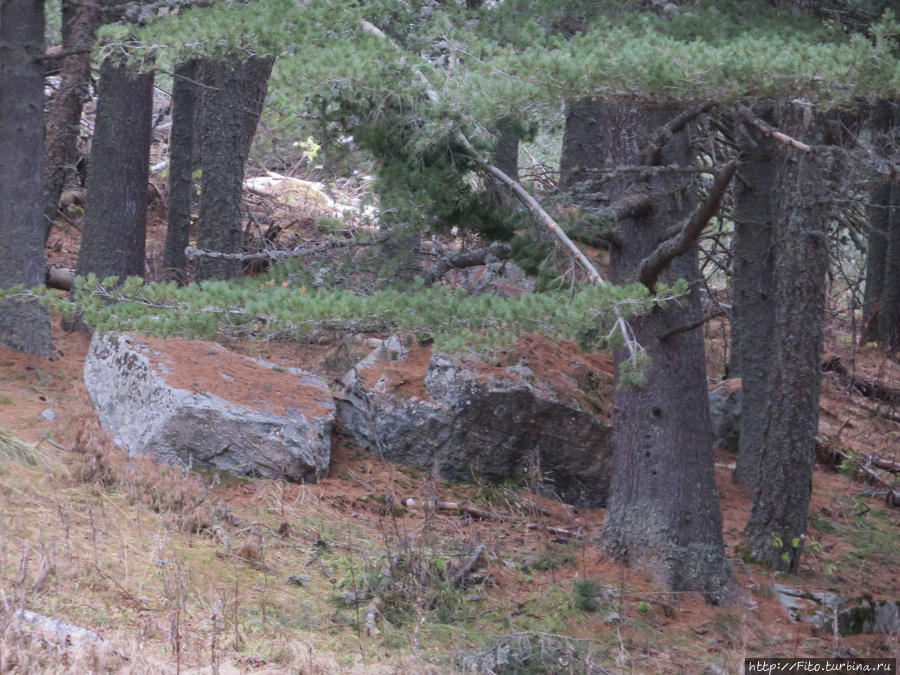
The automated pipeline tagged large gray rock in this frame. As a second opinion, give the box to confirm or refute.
[336,337,612,507]
[772,584,900,635]
[84,332,334,481]
[708,379,742,453]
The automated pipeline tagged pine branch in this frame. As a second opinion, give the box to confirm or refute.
[361,19,607,286]
[637,160,737,290]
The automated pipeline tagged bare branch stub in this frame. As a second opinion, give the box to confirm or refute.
[643,102,715,165]
[637,159,738,291]
[737,104,812,152]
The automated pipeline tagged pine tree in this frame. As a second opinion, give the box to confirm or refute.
[0,0,55,357]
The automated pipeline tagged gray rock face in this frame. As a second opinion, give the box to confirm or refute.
[84,332,334,481]
[708,379,742,453]
[772,584,900,635]
[336,337,612,507]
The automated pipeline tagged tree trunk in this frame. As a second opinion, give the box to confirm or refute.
[862,100,899,347]
[162,59,199,276]
[76,58,153,281]
[875,178,900,350]
[742,105,834,572]
[731,106,777,489]
[485,117,519,211]
[0,0,55,357]
[560,97,607,195]
[196,55,273,281]
[42,0,101,242]
[599,104,730,599]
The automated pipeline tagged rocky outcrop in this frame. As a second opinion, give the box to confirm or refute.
[708,378,742,453]
[335,336,613,507]
[772,584,900,635]
[83,332,334,481]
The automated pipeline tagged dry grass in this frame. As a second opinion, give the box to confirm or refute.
[0,402,896,673]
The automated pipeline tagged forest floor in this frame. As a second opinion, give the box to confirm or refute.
[9,91,900,669]
[0,309,898,673]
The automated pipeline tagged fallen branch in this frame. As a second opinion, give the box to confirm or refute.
[526,523,585,540]
[448,544,485,587]
[738,104,812,152]
[401,498,511,521]
[638,160,737,290]
[820,443,900,508]
[184,237,382,262]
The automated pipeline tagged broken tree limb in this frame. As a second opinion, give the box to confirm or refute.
[738,104,812,152]
[638,159,737,290]
[657,305,728,341]
[643,102,715,165]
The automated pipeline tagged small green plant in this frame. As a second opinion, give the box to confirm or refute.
[573,579,604,613]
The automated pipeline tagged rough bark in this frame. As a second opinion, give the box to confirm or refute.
[731,106,778,488]
[877,179,900,349]
[742,106,834,572]
[484,117,520,212]
[0,0,55,357]
[42,0,101,242]
[599,104,730,599]
[196,55,273,281]
[162,59,199,276]
[76,59,154,281]
[862,100,899,347]
[560,97,605,194]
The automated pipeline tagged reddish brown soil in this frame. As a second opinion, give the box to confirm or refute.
[130,334,333,417]
[1,318,898,666]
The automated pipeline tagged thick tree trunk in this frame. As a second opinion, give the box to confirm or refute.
[196,55,273,281]
[742,106,834,572]
[731,107,777,488]
[162,60,199,276]
[76,59,153,281]
[42,0,101,242]
[0,0,55,357]
[599,104,730,599]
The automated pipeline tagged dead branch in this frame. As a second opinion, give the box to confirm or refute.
[657,306,728,341]
[820,443,900,508]
[638,159,737,290]
[423,241,511,285]
[643,102,715,165]
[401,498,510,522]
[738,104,812,152]
[525,523,585,540]
[184,237,382,262]
[448,544,485,587]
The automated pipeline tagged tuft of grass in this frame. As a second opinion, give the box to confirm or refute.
[0,428,41,466]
